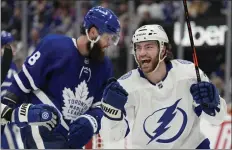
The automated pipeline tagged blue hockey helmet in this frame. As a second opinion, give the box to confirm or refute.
[1,31,14,47]
[83,6,120,46]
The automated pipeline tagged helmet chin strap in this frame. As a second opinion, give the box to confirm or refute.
[85,29,101,49]
[147,42,167,75]
[149,48,166,75]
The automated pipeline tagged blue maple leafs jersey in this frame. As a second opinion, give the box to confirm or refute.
[6,34,113,132]
[1,62,18,96]
[1,61,19,149]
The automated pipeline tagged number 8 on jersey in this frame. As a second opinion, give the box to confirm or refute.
[28,51,41,65]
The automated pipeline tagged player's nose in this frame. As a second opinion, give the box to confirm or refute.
[139,48,147,57]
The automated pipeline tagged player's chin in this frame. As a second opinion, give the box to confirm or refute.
[140,64,153,73]
[142,68,153,74]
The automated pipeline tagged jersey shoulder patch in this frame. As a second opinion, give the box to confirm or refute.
[176,59,193,64]
[118,71,132,80]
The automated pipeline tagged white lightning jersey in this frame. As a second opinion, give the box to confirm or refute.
[100,59,227,149]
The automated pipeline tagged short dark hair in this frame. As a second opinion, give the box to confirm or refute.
[164,42,174,63]
[80,24,86,35]
[80,24,98,35]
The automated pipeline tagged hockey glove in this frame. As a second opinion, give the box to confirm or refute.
[190,81,220,116]
[101,78,128,121]
[11,103,61,130]
[67,114,98,149]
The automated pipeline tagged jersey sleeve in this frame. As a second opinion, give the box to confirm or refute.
[7,35,68,103]
[100,93,135,142]
[100,71,137,142]
[1,62,18,96]
[91,57,114,108]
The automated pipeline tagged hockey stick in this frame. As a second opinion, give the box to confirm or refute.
[1,44,13,84]
[182,0,210,108]
[182,0,201,82]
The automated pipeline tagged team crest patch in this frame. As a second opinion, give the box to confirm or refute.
[143,99,187,144]
[177,59,192,64]
[62,80,93,123]
[119,71,132,80]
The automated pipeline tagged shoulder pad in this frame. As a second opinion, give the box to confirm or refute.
[170,59,208,82]
[117,69,145,93]
[118,71,132,80]
[176,59,193,64]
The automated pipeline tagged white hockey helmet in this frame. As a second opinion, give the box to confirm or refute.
[132,24,168,43]
[132,24,169,72]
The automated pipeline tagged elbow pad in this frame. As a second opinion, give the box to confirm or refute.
[2,91,20,108]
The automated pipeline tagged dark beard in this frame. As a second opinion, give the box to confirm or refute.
[87,41,105,62]
[149,55,159,73]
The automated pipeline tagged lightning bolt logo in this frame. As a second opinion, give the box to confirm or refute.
[143,98,187,144]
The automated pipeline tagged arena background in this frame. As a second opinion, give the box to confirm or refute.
[1,0,231,149]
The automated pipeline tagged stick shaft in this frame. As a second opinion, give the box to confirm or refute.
[182,0,201,82]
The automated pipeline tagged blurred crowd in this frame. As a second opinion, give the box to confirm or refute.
[1,0,231,107]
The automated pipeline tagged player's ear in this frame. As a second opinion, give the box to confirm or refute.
[161,45,167,59]
[89,26,99,39]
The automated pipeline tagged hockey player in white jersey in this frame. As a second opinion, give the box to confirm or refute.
[100,24,227,149]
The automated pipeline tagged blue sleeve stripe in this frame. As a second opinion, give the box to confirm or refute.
[22,64,39,90]
[124,119,130,138]
[13,74,30,93]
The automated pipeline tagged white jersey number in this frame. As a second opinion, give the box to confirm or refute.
[28,51,41,65]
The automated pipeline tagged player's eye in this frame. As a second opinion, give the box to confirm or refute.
[135,47,142,51]
[145,45,154,49]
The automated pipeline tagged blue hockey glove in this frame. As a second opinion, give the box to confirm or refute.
[190,81,220,116]
[67,114,98,149]
[101,78,128,121]
[85,107,103,134]
[11,103,61,130]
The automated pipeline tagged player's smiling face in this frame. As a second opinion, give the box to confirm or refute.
[135,41,159,73]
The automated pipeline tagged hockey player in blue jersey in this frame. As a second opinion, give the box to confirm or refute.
[1,6,120,149]
[100,24,227,149]
[1,30,18,96]
[1,31,61,149]
[1,30,21,149]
